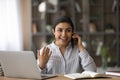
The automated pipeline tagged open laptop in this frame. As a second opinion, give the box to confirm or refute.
[0,51,56,79]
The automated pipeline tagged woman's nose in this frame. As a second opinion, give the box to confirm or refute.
[62,31,66,37]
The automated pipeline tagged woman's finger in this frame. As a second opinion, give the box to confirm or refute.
[49,50,52,57]
[43,47,47,56]
[42,47,47,56]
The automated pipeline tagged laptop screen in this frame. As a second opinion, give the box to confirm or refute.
[0,51,41,79]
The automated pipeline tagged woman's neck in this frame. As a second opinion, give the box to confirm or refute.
[54,41,68,48]
[54,41,68,56]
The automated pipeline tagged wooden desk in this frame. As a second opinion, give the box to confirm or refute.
[0,75,120,80]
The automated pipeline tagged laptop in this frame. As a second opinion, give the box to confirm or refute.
[0,51,56,79]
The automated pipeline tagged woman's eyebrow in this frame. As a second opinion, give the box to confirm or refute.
[57,27,72,29]
[65,28,72,30]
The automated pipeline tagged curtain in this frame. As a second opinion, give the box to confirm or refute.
[0,0,23,51]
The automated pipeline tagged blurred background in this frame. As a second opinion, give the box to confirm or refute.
[0,0,120,72]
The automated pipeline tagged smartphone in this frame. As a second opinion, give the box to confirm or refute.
[72,33,79,46]
[73,38,78,45]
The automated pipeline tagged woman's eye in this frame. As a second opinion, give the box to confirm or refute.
[56,29,72,32]
[67,29,72,32]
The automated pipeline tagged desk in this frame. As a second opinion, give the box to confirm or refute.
[0,75,120,80]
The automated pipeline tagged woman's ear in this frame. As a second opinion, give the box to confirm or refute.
[52,29,55,35]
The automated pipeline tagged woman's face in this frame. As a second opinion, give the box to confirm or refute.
[52,22,73,47]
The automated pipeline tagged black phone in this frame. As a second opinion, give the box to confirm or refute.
[72,38,78,45]
[72,33,78,45]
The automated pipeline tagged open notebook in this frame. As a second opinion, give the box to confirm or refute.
[64,71,108,79]
[0,51,56,79]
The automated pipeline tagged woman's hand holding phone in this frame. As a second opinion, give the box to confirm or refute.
[72,33,85,51]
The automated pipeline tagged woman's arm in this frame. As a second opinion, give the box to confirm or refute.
[79,49,97,72]
[72,33,96,72]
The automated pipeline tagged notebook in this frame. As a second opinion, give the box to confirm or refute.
[64,71,107,79]
[0,51,56,79]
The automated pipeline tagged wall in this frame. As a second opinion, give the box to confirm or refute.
[20,0,32,50]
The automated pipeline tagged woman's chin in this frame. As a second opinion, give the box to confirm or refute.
[60,41,69,46]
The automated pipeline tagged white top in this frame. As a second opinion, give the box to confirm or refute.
[38,42,96,74]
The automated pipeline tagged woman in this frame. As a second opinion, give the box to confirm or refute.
[37,16,96,74]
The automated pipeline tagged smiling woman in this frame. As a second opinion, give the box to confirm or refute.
[37,16,97,74]
[0,0,23,51]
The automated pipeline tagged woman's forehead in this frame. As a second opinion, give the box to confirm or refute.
[55,22,72,29]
